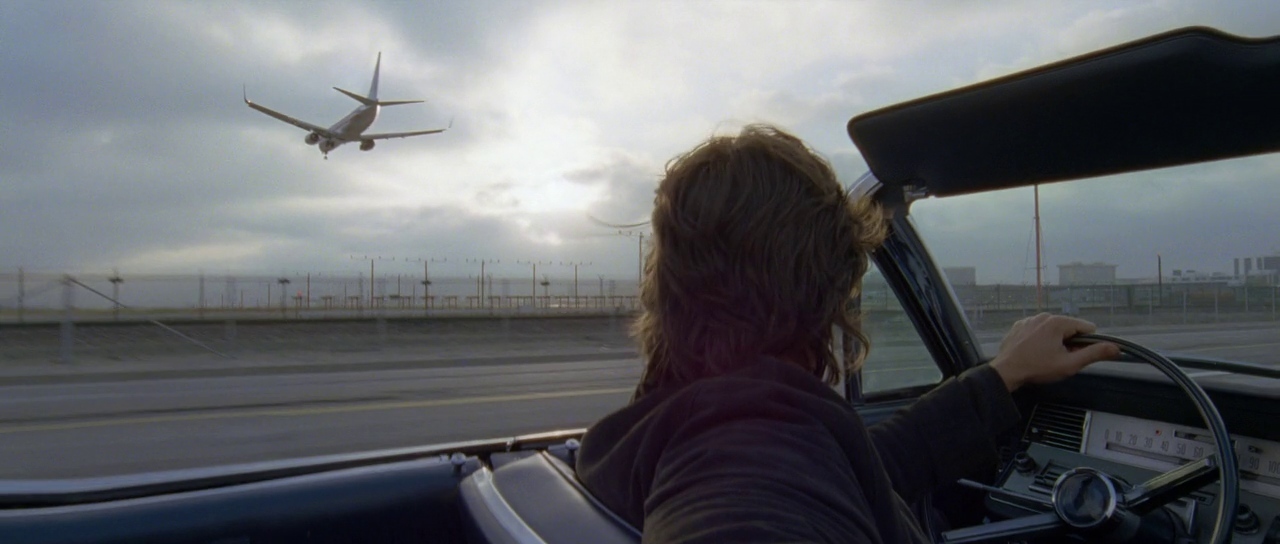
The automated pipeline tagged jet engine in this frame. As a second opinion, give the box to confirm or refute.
[360,140,375,151]
[319,139,338,153]
[304,133,321,145]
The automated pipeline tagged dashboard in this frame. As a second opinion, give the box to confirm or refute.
[1085,410,1280,501]
[992,401,1280,543]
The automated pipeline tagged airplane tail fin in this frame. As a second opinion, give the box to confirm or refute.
[333,53,425,107]
[368,51,381,101]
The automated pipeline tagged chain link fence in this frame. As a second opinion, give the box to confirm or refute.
[0,271,642,324]
[863,282,1280,332]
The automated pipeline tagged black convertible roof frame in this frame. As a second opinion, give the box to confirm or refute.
[848,27,1280,197]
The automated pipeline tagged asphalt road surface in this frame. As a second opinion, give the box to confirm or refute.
[2,322,1278,480]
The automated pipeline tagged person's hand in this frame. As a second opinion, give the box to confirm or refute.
[987,313,1121,392]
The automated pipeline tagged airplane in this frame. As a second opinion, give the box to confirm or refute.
[243,52,449,159]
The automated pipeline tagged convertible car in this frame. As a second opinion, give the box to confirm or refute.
[3,26,1279,544]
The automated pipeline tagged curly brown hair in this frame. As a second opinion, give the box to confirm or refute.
[633,124,887,396]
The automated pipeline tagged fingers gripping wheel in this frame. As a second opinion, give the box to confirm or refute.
[939,333,1240,544]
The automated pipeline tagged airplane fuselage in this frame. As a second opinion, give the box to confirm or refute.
[317,104,380,153]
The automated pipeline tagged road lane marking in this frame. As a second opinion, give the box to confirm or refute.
[0,387,634,435]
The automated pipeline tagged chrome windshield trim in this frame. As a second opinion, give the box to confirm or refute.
[0,429,586,508]
[469,467,547,544]
[847,170,883,200]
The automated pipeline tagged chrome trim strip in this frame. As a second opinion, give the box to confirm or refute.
[470,467,547,544]
[847,170,883,200]
[0,428,588,507]
[1080,410,1093,454]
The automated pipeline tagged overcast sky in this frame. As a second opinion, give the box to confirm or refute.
[2,1,1278,285]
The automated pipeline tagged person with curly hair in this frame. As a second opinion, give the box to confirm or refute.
[577,124,1118,543]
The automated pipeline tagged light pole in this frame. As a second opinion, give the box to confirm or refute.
[619,230,649,290]
[467,259,499,306]
[351,255,395,307]
[108,270,123,321]
[562,261,591,307]
[225,275,237,310]
[517,260,552,303]
[277,277,291,318]
[405,257,445,310]
[1157,253,1163,308]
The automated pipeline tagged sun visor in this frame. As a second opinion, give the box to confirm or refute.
[847,27,1280,198]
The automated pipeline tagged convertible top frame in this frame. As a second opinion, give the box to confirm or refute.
[849,27,1280,198]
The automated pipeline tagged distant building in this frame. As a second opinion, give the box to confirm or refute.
[943,267,976,286]
[1170,269,1236,284]
[1234,258,1250,277]
[1234,256,1280,282]
[1058,262,1117,286]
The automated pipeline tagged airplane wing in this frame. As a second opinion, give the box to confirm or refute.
[361,125,450,140]
[243,87,336,137]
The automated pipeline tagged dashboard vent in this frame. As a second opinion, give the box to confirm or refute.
[1025,403,1087,452]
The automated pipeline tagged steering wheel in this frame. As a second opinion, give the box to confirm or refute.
[939,333,1240,544]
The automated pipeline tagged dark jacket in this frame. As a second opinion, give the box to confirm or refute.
[577,357,1021,543]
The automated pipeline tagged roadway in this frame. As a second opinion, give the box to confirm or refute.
[1,322,1278,479]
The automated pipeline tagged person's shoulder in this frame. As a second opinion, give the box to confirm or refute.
[584,357,851,454]
[681,357,849,410]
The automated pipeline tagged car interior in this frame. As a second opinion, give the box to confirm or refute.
[3,26,1280,544]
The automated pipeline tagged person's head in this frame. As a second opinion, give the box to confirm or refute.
[634,124,886,394]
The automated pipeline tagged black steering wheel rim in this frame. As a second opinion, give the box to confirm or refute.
[939,333,1239,544]
[1070,333,1239,544]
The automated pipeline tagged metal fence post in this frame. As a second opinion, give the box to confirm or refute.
[109,272,123,321]
[1022,284,1028,318]
[1214,284,1220,322]
[60,276,74,364]
[1152,284,1162,322]
[1107,286,1115,321]
[198,274,206,320]
[17,267,25,324]
[277,277,290,319]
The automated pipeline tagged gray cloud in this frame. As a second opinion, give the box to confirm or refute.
[570,153,660,227]
[2,0,1278,289]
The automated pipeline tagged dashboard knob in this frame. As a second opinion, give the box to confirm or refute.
[1013,452,1037,474]
[1235,504,1261,534]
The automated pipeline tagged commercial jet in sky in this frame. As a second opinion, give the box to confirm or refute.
[243,52,449,159]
